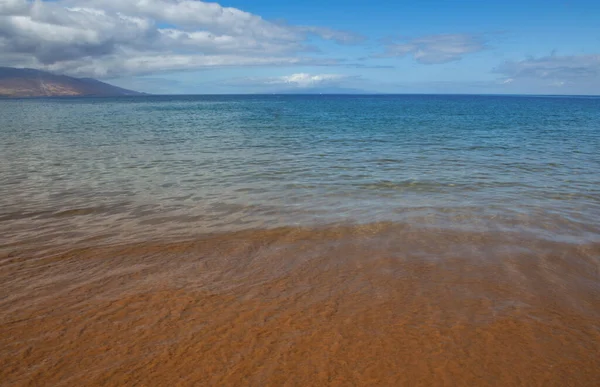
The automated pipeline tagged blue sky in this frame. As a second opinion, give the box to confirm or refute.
[1,0,599,94]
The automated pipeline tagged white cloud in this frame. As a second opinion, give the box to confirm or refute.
[224,73,355,90]
[382,34,486,64]
[65,0,298,40]
[0,0,28,15]
[0,0,360,77]
[270,73,349,88]
[44,55,335,78]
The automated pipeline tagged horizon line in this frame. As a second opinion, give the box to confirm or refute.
[3,93,599,99]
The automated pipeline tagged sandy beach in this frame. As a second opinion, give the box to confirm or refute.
[2,224,599,386]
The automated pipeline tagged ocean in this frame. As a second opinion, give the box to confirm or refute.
[1,95,599,385]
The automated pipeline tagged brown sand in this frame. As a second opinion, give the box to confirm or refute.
[1,224,599,386]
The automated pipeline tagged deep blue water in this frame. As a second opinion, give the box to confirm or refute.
[1,95,599,248]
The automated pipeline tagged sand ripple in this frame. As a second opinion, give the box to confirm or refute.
[1,224,599,386]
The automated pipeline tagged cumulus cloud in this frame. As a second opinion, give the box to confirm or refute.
[381,34,486,64]
[65,0,297,39]
[0,0,29,15]
[494,54,600,81]
[0,0,360,77]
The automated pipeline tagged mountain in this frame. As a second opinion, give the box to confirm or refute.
[0,67,143,98]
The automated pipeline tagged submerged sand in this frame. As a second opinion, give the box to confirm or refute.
[1,224,599,386]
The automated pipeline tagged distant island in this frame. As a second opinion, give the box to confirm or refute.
[0,67,143,98]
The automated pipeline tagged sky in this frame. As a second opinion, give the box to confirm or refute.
[0,0,599,94]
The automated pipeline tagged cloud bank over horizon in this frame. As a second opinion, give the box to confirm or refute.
[0,0,359,77]
[1,0,599,94]
[380,34,487,64]
[495,54,600,82]
[218,72,361,91]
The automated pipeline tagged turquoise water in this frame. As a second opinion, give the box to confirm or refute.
[1,95,599,249]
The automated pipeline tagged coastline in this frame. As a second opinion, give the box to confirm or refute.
[1,94,599,385]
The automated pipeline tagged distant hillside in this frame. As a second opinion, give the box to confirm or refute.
[0,67,143,97]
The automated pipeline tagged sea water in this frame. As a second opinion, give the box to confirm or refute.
[1,94,599,248]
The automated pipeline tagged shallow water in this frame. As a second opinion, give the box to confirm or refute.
[1,95,600,248]
[1,95,599,385]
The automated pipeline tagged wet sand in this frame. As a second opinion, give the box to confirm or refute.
[1,224,599,386]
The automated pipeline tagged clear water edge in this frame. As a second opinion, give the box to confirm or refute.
[1,94,599,250]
